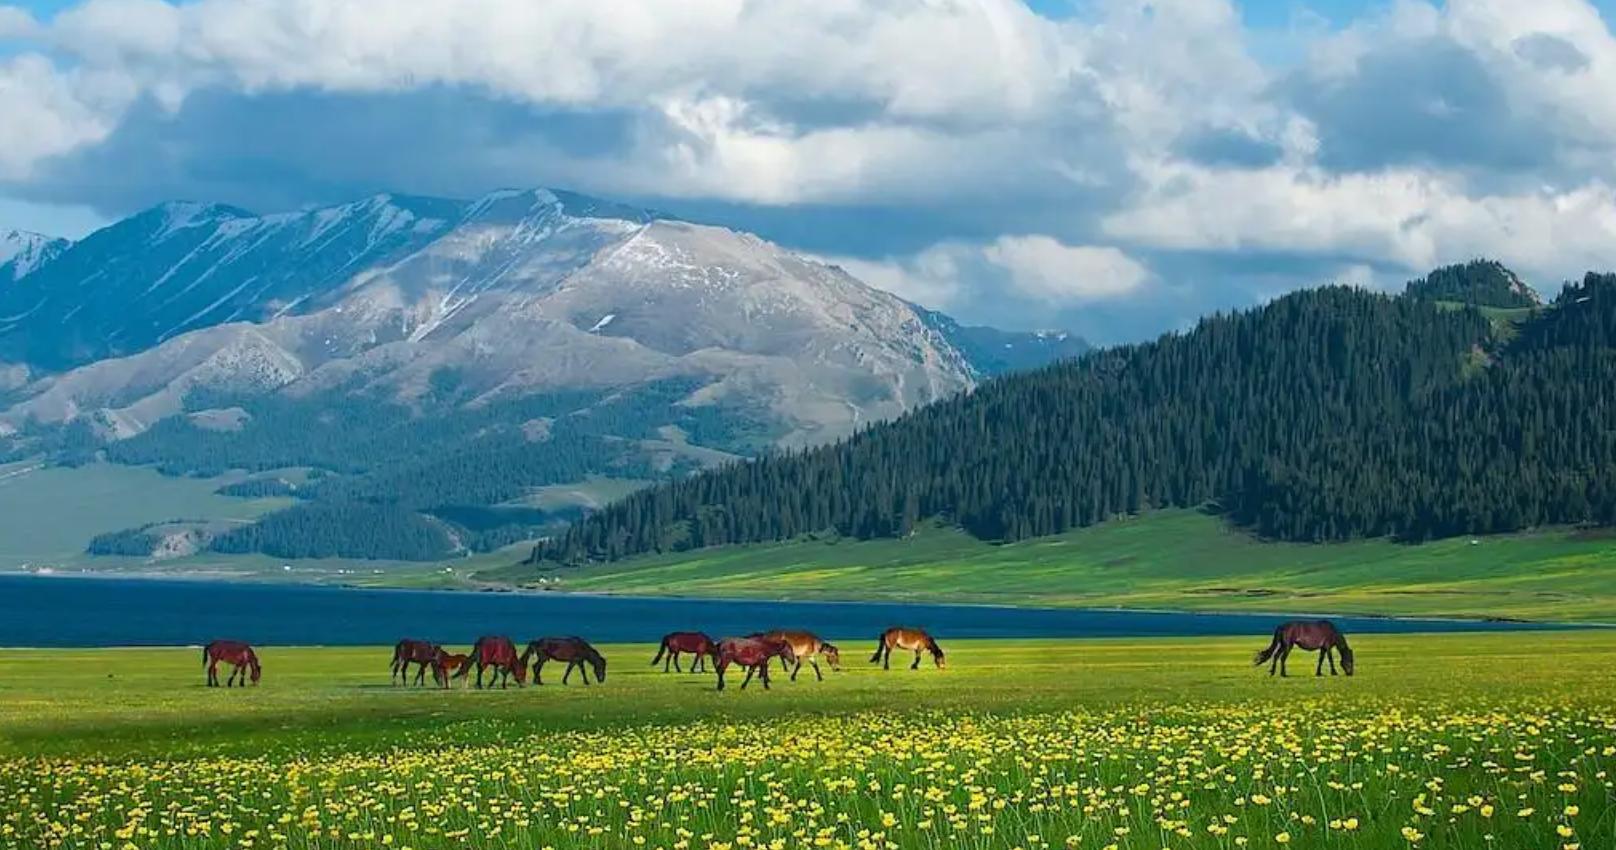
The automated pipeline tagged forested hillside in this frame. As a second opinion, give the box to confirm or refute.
[1405,260,1541,308]
[536,274,1616,565]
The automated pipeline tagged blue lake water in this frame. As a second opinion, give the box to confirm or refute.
[0,574,1568,647]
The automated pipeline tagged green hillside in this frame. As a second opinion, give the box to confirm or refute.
[510,510,1616,622]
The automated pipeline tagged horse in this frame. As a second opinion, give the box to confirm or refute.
[521,637,607,685]
[203,640,261,687]
[752,629,840,682]
[391,638,448,687]
[652,631,718,673]
[714,636,796,691]
[437,652,471,687]
[870,626,945,670]
[452,635,527,689]
[1253,620,1356,677]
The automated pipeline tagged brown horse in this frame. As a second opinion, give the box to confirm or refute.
[203,640,261,687]
[521,637,608,685]
[1254,620,1356,677]
[391,638,447,687]
[870,626,945,670]
[652,631,718,673]
[437,652,471,687]
[452,635,527,689]
[753,629,841,681]
[714,636,796,691]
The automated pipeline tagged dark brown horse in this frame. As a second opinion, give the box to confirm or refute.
[521,637,607,685]
[1254,620,1355,677]
[452,636,527,689]
[715,636,796,691]
[652,631,718,673]
[203,640,261,687]
[753,629,841,681]
[391,638,448,687]
[870,626,945,670]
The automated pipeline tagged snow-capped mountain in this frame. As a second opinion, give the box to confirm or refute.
[0,188,988,445]
[0,195,461,369]
[0,229,69,283]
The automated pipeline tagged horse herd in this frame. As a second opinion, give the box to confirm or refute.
[201,619,1354,690]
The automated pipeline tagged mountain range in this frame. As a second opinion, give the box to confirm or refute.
[0,188,1088,561]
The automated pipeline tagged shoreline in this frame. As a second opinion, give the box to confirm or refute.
[3,567,1607,630]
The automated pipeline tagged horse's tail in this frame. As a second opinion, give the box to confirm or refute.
[201,643,210,668]
[651,637,667,666]
[869,631,887,663]
[454,638,481,679]
[1253,627,1284,665]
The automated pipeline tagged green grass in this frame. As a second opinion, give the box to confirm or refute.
[2,633,1614,850]
[528,511,1616,622]
[0,461,290,569]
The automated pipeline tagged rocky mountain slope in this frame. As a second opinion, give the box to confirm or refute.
[0,229,69,283]
[0,187,1087,560]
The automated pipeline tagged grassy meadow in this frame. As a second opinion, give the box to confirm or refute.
[3,632,1615,850]
[519,511,1616,622]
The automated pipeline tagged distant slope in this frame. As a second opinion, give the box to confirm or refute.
[537,272,1616,565]
[0,196,462,369]
[3,187,1095,561]
[516,510,1616,622]
[917,307,1088,376]
[1406,259,1541,309]
[0,229,69,283]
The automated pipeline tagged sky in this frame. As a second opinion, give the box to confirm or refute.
[5,1,1616,343]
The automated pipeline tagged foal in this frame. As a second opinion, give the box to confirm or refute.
[1253,620,1356,677]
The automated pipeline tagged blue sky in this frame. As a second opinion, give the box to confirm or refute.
[5,0,1616,343]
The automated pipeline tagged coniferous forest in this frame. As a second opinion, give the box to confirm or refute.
[534,273,1616,565]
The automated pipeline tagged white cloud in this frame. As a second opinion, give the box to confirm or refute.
[1103,158,1616,284]
[0,55,124,179]
[0,5,38,38]
[983,236,1149,301]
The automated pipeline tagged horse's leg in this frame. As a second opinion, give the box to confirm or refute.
[812,659,823,682]
[740,665,756,690]
[911,649,922,670]
[207,659,217,687]
[882,644,891,671]
[579,662,591,685]
[1279,645,1291,677]
[476,663,485,690]
[1269,641,1282,676]
[761,663,772,691]
[791,658,802,682]
[667,651,677,673]
[1316,648,1326,677]
[716,658,728,691]
[1326,646,1338,676]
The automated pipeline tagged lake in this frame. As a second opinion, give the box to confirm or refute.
[0,574,1569,647]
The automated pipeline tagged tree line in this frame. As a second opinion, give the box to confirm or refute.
[535,273,1616,565]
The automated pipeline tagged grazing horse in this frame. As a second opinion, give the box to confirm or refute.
[1254,620,1356,677]
[652,631,718,673]
[714,636,795,691]
[391,638,448,687]
[870,626,945,670]
[521,637,608,685]
[452,636,527,689]
[203,640,261,687]
[437,652,471,687]
[753,629,841,682]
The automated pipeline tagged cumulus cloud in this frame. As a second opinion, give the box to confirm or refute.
[4,0,1616,339]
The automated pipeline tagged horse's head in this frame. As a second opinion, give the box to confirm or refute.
[590,651,608,683]
[511,661,529,686]
[929,642,946,669]
[821,643,842,670]
[249,656,263,685]
[1339,645,1355,676]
